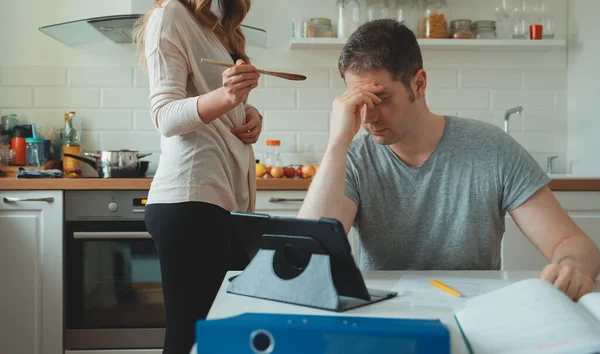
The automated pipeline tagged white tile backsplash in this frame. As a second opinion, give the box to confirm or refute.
[0,51,569,172]
[297,88,345,110]
[330,69,346,88]
[427,89,490,110]
[34,88,99,108]
[457,111,523,133]
[554,91,567,110]
[68,67,133,87]
[522,111,568,133]
[0,87,33,108]
[264,110,329,132]
[491,90,554,111]
[133,68,150,88]
[77,110,133,131]
[81,132,101,152]
[254,132,297,154]
[101,88,150,109]
[2,67,66,86]
[247,89,296,109]
[133,110,155,131]
[426,69,458,89]
[459,69,522,89]
[511,132,559,153]
[297,132,330,153]
[101,131,161,152]
[523,70,567,90]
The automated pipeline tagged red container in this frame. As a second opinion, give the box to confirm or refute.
[530,24,543,40]
[11,136,26,165]
[11,126,28,165]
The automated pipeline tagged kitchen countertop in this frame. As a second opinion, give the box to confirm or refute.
[0,176,313,190]
[0,175,599,191]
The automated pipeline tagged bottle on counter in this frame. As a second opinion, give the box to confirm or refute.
[10,126,27,166]
[62,111,82,178]
[263,140,284,178]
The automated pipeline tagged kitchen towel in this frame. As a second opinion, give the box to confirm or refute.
[16,167,63,178]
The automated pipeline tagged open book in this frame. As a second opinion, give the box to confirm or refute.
[454,278,600,354]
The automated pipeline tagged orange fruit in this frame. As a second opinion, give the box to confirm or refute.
[301,164,316,179]
[256,163,267,178]
[270,166,284,178]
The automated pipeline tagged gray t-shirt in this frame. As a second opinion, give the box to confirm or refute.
[345,116,549,271]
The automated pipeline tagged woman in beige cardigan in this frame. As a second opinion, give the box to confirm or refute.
[134,0,261,352]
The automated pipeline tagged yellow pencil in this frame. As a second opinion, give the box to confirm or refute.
[430,279,462,297]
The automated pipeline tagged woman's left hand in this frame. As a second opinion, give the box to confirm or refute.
[232,106,262,144]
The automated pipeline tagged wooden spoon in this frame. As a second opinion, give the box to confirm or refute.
[200,58,307,81]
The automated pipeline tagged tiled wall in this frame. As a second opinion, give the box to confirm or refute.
[0,55,568,173]
[0,0,570,173]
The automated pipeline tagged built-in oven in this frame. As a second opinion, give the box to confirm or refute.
[64,190,165,351]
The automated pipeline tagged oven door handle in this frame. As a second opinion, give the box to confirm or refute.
[73,232,152,239]
[3,197,55,203]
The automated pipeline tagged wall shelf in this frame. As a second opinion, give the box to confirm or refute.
[289,38,566,51]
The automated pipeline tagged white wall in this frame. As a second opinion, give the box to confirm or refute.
[0,0,569,173]
[567,0,600,175]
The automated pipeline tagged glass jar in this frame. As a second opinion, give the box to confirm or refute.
[473,21,497,39]
[26,138,47,167]
[449,19,473,39]
[422,0,448,39]
[263,140,283,171]
[307,18,334,38]
[367,0,392,22]
[0,144,11,166]
[396,0,420,36]
[337,0,362,39]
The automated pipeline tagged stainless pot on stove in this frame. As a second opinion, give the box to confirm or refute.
[64,150,152,178]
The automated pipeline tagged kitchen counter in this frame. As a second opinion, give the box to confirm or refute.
[0,176,313,190]
[0,176,599,191]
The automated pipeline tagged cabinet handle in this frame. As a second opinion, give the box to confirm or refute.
[268,197,305,203]
[3,197,55,203]
[73,232,151,239]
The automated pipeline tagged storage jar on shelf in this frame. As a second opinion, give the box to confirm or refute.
[449,19,473,39]
[337,0,362,39]
[395,0,420,36]
[422,0,448,39]
[473,21,497,39]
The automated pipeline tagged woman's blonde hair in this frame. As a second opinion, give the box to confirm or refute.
[132,0,251,69]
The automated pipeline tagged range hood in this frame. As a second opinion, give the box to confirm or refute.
[38,1,266,47]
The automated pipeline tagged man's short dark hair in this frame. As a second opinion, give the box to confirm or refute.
[338,19,423,93]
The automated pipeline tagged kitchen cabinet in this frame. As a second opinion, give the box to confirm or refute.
[0,191,63,354]
[501,192,600,271]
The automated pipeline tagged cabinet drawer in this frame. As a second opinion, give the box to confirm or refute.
[553,192,600,211]
[255,191,307,211]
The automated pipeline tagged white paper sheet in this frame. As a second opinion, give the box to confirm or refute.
[391,275,511,309]
[454,279,600,354]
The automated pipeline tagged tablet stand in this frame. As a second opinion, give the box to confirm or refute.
[227,236,397,312]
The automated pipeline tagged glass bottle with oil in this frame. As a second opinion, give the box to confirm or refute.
[62,111,82,178]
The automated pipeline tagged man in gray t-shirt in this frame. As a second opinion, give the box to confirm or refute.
[346,116,548,271]
[298,19,600,301]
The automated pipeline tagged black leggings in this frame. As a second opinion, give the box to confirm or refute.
[145,201,250,354]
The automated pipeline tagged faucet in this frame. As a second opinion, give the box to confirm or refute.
[547,155,558,174]
[504,106,523,133]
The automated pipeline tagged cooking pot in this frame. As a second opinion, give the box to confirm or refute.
[63,150,152,178]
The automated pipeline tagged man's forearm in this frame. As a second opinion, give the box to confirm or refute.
[552,235,600,279]
[297,143,349,222]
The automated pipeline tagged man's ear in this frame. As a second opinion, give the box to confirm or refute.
[413,69,427,100]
